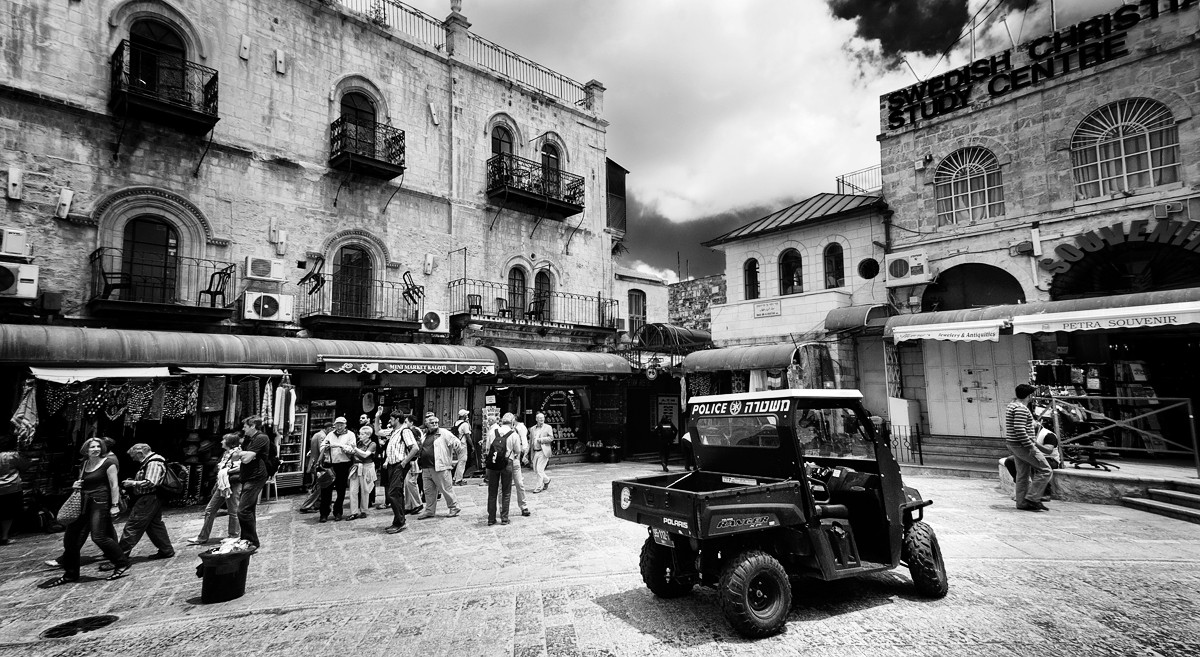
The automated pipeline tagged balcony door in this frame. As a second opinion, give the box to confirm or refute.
[341,92,377,158]
[123,216,179,303]
[541,144,561,197]
[129,19,186,104]
[534,269,552,321]
[508,268,527,318]
[332,245,373,318]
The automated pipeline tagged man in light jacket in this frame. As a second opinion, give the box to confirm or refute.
[416,413,463,519]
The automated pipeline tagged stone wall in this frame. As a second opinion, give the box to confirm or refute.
[668,275,724,333]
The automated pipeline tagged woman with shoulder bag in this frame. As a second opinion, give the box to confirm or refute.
[188,433,243,545]
[346,426,377,520]
[43,438,131,586]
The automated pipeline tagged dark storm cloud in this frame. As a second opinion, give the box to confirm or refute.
[828,0,1036,57]
[619,193,787,280]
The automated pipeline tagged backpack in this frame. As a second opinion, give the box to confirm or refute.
[147,456,186,496]
[486,428,514,470]
[263,436,281,477]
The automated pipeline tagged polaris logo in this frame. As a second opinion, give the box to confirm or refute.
[663,517,689,529]
[716,515,772,530]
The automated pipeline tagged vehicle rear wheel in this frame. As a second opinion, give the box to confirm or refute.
[717,550,791,638]
[639,536,693,598]
[902,521,949,598]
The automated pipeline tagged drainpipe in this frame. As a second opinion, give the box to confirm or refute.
[445,10,471,247]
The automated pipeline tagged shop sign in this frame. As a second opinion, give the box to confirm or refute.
[1039,219,1200,274]
[885,1,1193,128]
[753,300,781,318]
[892,323,1002,342]
[323,359,495,375]
[1012,303,1200,334]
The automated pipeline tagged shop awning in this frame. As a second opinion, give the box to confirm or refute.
[0,325,498,373]
[1012,299,1200,334]
[320,355,495,375]
[681,343,797,373]
[487,347,632,375]
[30,366,172,384]
[178,367,288,376]
[825,304,894,332]
[891,318,1008,343]
[633,323,712,351]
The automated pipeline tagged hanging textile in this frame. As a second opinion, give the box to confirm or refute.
[260,380,274,420]
[43,383,71,416]
[81,383,107,417]
[146,382,165,421]
[224,384,238,428]
[126,381,154,418]
[200,376,227,413]
[235,378,260,423]
[103,384,128,421]
[273,384,296,434]
[10,379,38,447]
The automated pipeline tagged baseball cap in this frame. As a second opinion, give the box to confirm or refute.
[334,416,347,424]
[458,409,469,417]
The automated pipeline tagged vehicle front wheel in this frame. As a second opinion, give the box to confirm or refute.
[902,521,949,598]
[717,550,791,638]
[639,536,693,598]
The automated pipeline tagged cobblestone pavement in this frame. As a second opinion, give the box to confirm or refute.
[1,462,1198,656]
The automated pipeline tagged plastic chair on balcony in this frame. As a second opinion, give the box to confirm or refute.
[198,268,232,308]
[401,270,425,305]
[467,294,483,316]
[525,297,548,323]
[98,263,134,300]
[495,297,512,319]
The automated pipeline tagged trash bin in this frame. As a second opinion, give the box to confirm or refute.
[196,547,256,603]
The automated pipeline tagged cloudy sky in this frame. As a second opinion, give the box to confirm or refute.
[402,0,1123,282]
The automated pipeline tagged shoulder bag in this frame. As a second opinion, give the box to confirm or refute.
[56,488,83,525]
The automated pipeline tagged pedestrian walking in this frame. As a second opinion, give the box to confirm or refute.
[236,416,271,548]
[298,421,333,513]
[653,414,678,472]
[346,425,377,520]
[529,413,554,493]
[318,417,356,522]
[44,437,119,569]
[99,443,175,571]
[188,433,242,545]
[383,414,420,534]
[43,438,130,586]
[0,434,29,546]
[484,414,523,525]
[509,418,532,516]
[1005,384,1054,512]
[373,408,393,510]
[415,413,462,519]
[452,409,472,485]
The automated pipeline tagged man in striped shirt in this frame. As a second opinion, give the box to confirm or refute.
[103,443,175,568]
[1004,384,1053,512]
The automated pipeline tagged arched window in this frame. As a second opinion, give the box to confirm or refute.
[743,259,760,300]
[628,289,647,336]
[332,245,373,318]
[491,126,513,155]
[541,143,561,196]
[824,243,845,289]
[934,147,1004,226]
[1071,99,1180,200]
[123,216,179,303]
[507,267,527,317]
[340,92,377,158]
[779,249,803,295]
[129,19,186,102]
[534,270,553,321]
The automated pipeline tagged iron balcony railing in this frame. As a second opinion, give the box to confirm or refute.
[110,40,218,117]
[836,164,882,195]
[296,273,422,322]
[487,153,585,207]
[448,278,618,329]
[329,116,406,168]
[464,32,586,105]
[336,0,445,49]
[89,247,235,306]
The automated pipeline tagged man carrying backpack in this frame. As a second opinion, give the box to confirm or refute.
[484,413,523,526]
[237,415,273,548]
[100,443,174,570]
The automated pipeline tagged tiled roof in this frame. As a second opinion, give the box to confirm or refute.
[702,193,884,247]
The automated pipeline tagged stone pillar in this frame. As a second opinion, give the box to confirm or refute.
[445,9,471,57]
[584,79,606,114]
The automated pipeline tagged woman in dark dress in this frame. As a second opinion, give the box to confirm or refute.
[44,438,131,586]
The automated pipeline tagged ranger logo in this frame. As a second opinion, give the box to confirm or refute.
[715,515,772,530]
[663,517,689,529]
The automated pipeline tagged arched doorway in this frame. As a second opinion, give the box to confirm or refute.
[129,19,187,103]
[332,245,373,318]
[921,263,1025,312]
[340,91,377,158]
[123,216,179,303]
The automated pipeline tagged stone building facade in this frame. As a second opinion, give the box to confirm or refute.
[668,274,725,334]
[876,1,1200,464]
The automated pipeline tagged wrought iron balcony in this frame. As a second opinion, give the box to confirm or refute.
[448,278,617,330]
[329,117,406,180]
[109,40,219,135]
[486,153,585,220]
[296,272,422,329]
[835,164,882,195]
[88,247,235,320]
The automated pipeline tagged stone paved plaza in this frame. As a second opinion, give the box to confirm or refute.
[0,462,1198,656]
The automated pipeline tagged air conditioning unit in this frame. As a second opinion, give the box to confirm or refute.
[884,251,935,288]
[1152,202,1187,220]
[243,292,294,322]
[1,228,28,257]
[244,256,286,281]
[419,309,449,334]
[0,263,38,299]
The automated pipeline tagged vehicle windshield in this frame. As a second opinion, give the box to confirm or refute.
[794,407,873,460]
[696,415,779,448]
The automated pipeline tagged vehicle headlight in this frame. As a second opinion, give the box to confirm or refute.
[620,486,632,510]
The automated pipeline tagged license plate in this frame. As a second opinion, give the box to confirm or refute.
[651,527,674,547]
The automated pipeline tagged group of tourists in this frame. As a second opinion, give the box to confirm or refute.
[298,408,555,533]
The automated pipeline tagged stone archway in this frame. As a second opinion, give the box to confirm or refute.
[922,263,1025,312]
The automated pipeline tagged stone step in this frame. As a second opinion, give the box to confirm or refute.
[1149,488,1200,511]
[919,435,1007,450]
[917,444,1010,462]
[1120,497,1200,525]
